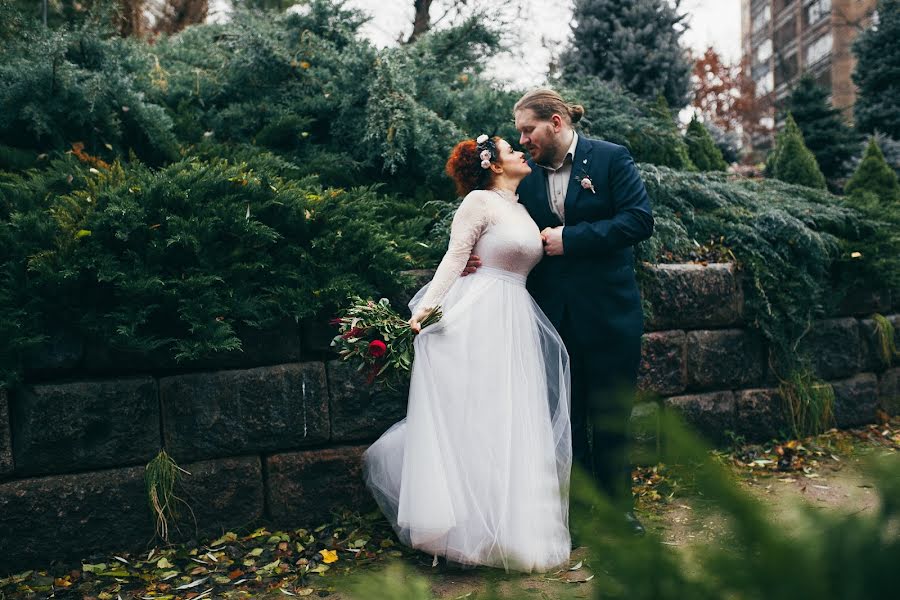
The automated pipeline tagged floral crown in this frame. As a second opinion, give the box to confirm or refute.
[475,134,496,169]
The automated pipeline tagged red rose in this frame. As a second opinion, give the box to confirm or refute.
[341,327,365,339]
[368,339,387,358]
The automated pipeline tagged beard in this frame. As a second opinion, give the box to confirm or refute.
[531,133,567,168]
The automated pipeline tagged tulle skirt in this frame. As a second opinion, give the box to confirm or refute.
[362,266,572,573]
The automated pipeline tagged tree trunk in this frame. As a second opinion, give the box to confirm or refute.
[407,0,433,43]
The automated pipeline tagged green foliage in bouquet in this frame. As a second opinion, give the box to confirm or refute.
[331,297,441,389]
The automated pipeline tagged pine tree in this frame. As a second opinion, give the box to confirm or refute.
[769,114,827,189]
[631,95,696,170]
[559,0,692,108]
[685,115,728,171]
[785,74,859,182]
[845,138,900,204]
[852,0,900,137]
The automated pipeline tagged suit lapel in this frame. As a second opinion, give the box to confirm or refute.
[523,159,560,228]
[563,135,593,224]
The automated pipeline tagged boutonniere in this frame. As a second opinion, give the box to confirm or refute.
[575,171,596,194]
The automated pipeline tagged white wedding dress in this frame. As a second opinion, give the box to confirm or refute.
[362,188,572,573]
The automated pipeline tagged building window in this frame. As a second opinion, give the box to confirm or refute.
[756,70,775,97]
[774,17,797,48]
[805,32,833,65]
[752,5,772,32]
[757,38,773,63]
[806,0,832,25]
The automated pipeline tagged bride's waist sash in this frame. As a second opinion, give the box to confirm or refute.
[471,265,527,287]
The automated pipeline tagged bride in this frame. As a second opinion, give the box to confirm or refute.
[362,134,572,573]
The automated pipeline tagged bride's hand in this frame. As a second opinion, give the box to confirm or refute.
[409,307,431,333]
[409,316,422,334]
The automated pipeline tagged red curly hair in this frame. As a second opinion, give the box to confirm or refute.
[445,137,499,197]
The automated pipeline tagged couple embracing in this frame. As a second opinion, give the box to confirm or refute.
[363,89,654,572]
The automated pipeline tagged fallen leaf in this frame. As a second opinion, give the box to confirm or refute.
[319,550,338,564]
[175,577,208,590]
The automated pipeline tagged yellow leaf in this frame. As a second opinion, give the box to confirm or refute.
[210,532,238,546]
[318,550,338,564]
[156,558,174,569]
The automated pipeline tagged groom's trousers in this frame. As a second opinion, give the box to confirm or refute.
[557,306,641,509]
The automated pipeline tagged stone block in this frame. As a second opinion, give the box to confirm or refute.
[0,390,12,478]
[170,456,264,542]
[735,388,791,441]
[326,360,407,442]
[686,329,765,391]
[0,466,153,573]
[266,446,373,526]
[831,373,879,429]
[878,368,900,415]
[161,363,330,463]
[11,377,160,476]
[796,318,860,380]
[638,331,687,396]
[664,391,736,444]
[642,263,743,331]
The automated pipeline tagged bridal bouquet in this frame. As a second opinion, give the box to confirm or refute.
[330,296,441,387]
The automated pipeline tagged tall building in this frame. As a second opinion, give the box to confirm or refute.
[740,0,878,149]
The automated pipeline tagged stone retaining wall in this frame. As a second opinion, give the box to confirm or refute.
[1,263,897,572]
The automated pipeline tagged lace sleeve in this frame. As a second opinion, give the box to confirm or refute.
[416,192,489,312]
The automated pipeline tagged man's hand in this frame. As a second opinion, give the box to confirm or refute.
[541,226,565,256]
[461,254,481,276]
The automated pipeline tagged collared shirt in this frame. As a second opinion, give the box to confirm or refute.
[539,131,578,223]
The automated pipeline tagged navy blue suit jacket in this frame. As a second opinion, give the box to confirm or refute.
[517,135,654,351]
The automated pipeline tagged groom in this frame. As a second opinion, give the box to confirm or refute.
[468,89,654,535]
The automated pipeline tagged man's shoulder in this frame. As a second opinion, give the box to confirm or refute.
[580,135,628,157]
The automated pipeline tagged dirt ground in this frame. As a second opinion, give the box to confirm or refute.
[2,424,896,600]
[357,448,888,600]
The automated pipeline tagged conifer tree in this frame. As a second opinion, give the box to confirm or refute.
[632,95,696,171]
[785,74,858,182]
[845,137,900,204]
[685,115,728,171]
[768,114,827,189]
[560,0,692,108]
[852,0,900,137]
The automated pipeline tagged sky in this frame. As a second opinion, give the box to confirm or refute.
[341,0,743,88]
